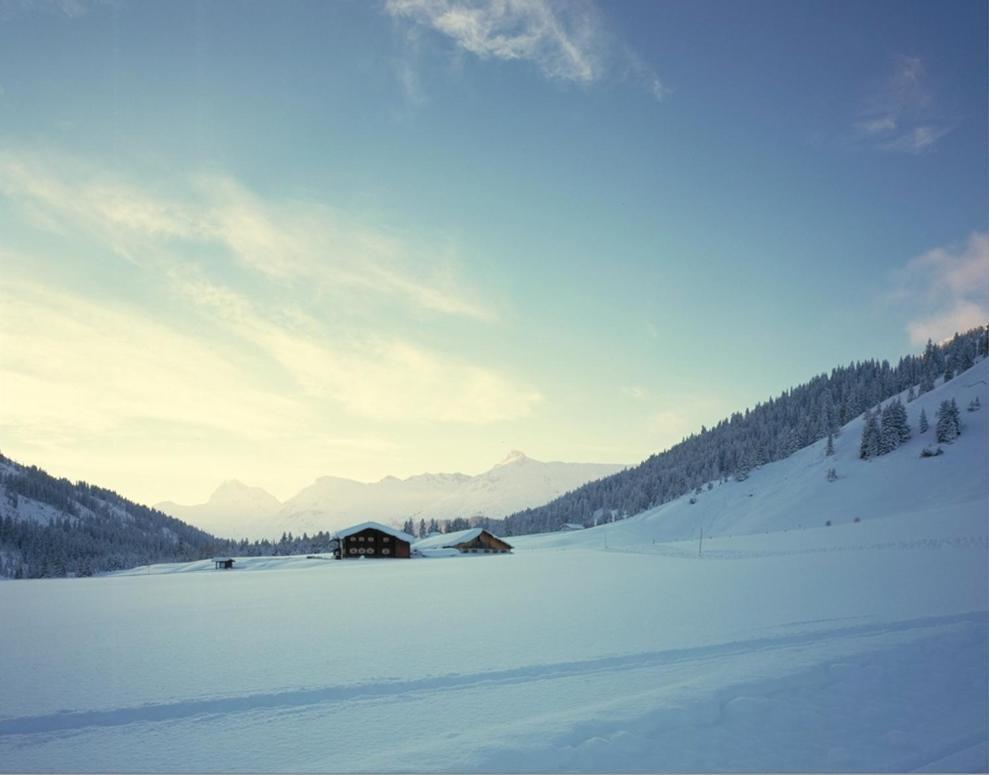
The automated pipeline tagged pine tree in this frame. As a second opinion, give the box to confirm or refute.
[935,400,960,443]
[879,403,899,455]
[919,407,929,433]
[826,467,838,482]
[969,397,982,412]
[893,398,911,444]
[825,432,835,456]
[859,409,881,459]
[907,386,916,402]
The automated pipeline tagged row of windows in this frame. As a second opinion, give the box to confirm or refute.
[347,547,392,555]
[347,535,391,542]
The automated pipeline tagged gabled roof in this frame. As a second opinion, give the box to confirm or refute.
[334,521,415,543]
[412,527,511,551]
[412,527,483,550]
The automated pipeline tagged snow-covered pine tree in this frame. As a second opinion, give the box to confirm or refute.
[879,403,900,455]
[892,398,911,444]
[907,386,916,402]
[919,407,929,433]
[968,397,982,412]
[826,467,838,482]
[825,431,835,456]
[859,408,881,459]
[935,400,959,443]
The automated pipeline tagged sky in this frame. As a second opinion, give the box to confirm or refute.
[0,0,986,506]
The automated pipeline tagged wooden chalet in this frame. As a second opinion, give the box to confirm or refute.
[413,528,513,555]
[334,522,414,559]
[213,558,235,570]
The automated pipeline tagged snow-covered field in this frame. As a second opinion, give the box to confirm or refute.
[0,366,986,772]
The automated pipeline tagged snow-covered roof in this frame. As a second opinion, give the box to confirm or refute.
[334,521,415,543]
[412,527,485,551]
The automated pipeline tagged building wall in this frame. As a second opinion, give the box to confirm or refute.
[340,528,410,559]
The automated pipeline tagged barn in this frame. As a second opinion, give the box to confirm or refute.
[334,522,414,559]
[413,528,513,555]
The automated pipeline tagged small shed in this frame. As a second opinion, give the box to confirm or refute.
[335,522,414,559]
[559,523,585,532]
[413,528,513,555]
[213,558,235,570]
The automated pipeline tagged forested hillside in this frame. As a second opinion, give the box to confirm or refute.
[503,326,988,536]
[0,458,337,578]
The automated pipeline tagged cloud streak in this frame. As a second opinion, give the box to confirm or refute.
[891,232,989,344]
[0,151,495,321]
[854,56,954,154]
[385,0,666,100]
[0,151,541,436]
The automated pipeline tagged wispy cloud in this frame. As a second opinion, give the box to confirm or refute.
[0,150,541,436]
[0,0,117,20]
[385,0,666,100]
[890,232,989,344]
[0,151,496,321]
[854,56,953,153]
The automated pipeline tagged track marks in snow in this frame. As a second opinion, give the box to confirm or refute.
[0,610,983,739]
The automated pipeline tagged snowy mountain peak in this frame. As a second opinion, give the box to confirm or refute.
[496,450,531,467]
[209,480,279,505]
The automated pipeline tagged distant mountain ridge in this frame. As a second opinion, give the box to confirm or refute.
[156,452,627,539]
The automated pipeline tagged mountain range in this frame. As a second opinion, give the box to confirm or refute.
[155,451,626,539]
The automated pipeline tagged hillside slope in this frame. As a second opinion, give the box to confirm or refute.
[515,358,988,552]
[0,456,229,577]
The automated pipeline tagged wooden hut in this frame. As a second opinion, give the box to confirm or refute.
[335,522,413,559]
[213,558,235,570]
[413,528,512,555]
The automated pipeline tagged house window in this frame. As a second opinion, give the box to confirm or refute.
[383,536,390,542]
[382,548,391,555]
[349,536,356,542]
[366,548,375,555]
[349,548,357,555]
[358,536,365,542]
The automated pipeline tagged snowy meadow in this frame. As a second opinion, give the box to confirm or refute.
[1,367,986,772]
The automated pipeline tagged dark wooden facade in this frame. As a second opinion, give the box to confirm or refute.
[214,558,234,570]
[450,530,512,554]
[338,527,411,559]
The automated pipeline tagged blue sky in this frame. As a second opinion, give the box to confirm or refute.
[0,0,986,504]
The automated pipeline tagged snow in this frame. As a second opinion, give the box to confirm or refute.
[412,527,486,550]
[334,521,415,543]
[0,362,985,772]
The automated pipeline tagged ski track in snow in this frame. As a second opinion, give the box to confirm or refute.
[0,613,984,772]
[0,610,979,737]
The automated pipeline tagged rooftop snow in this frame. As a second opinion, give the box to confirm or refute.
[334,521,415,543]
